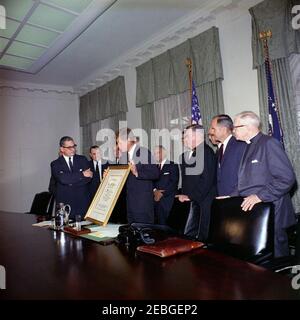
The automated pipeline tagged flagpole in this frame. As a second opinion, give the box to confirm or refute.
[185,58,193,124]
[259,30,284,144]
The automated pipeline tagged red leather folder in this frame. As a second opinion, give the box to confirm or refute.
[137,237,204,258]
[63,226,91,236]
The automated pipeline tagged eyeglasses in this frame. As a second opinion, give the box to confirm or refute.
[233,125,246,129]
[62,144,77,150]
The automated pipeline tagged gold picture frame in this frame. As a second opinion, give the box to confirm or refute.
[84,165,130,226]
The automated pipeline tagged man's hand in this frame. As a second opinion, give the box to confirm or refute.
[129,161,138,177]
[241,194,262,211]
[103,168,109,179]
[154,189,164,202]
[83,168,93,178]
[175,194,191,203]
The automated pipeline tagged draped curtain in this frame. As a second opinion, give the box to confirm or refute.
[136,27,225,146]
[249,0,300,212]
[79,76,128,156]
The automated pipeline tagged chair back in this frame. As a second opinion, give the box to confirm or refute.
[28,191,53,216]
[208,197,273,260]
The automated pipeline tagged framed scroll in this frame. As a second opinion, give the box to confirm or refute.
[84,165,130,226]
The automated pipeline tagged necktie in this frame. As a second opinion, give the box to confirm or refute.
[218,144,224,164]
[68,157,73,172]
[95,161,101,181]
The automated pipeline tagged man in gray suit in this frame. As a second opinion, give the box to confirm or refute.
[233,111,296,257]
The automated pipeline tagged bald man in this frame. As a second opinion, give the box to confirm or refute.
[233,111,296,257]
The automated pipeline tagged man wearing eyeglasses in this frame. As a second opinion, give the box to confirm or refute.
[50,136,93,219]
[233,111,296,257]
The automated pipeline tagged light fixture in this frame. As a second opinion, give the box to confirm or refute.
[0,0,117,73]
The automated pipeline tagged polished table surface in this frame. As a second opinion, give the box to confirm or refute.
[0,212,299,300]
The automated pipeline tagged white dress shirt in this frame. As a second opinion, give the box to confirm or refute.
[160,158,167,170]
[93,160,102,178]
[128,144,137,162]
[63,155,73,170]
[218,134,233,155]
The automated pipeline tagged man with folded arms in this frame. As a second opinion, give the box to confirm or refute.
[51,136,93,219]
[233,111,296,257]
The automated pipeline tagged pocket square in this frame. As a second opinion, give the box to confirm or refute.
[251,159,259,163]
[163,172,170,175]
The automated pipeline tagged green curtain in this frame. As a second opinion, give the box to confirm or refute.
[141,103,155,146]
[197,79,224,131]
[257,58,300,211]
[137,26,224,133]
[79,76,128,154]
[80,76,128,125]
[136,27,224,107]
[249,0,300,68]
[250,0,300,212]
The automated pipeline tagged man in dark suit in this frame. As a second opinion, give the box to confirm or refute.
[153,145,179,225]
[177,124,217,241]
[48,151,62,197]
[233,111,296,257]
[88,145,108,201]
[209,114,246,197]
[50,136,93,219]
[118,128,159,224]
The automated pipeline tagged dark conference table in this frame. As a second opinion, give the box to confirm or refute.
[0,211,299,300]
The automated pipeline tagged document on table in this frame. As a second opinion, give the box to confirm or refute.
[32,220,52,227]
[84,223,122,237]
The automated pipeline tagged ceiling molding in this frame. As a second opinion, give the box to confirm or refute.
[75,0,254,96]
[0,80,76,97]
[76,0,263,96]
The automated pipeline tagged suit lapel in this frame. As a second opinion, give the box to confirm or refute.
[59,156,70,172]
[220,136,234,167]
[240,132,263,171]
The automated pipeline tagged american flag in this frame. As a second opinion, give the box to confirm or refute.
[265,56,284,145]
[191,80,202,125]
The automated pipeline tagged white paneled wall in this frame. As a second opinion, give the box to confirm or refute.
[0,84,79,212]
[217,10,260,118]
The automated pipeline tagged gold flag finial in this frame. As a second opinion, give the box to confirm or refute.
[259,30,272,40]
[185,57,192,67]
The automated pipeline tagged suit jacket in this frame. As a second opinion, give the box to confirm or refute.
[119,145,159,223]
[154,161,179,221]
[48,174,57,196]
[237,132,296,229]
[217,136,246,196]
[181,143,217,205]
[50,154,91,217]
[180,143,217,239]
[88,159,109,200]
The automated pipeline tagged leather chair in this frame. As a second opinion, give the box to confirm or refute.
[207,197,274,264]
[26,191,54,216]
